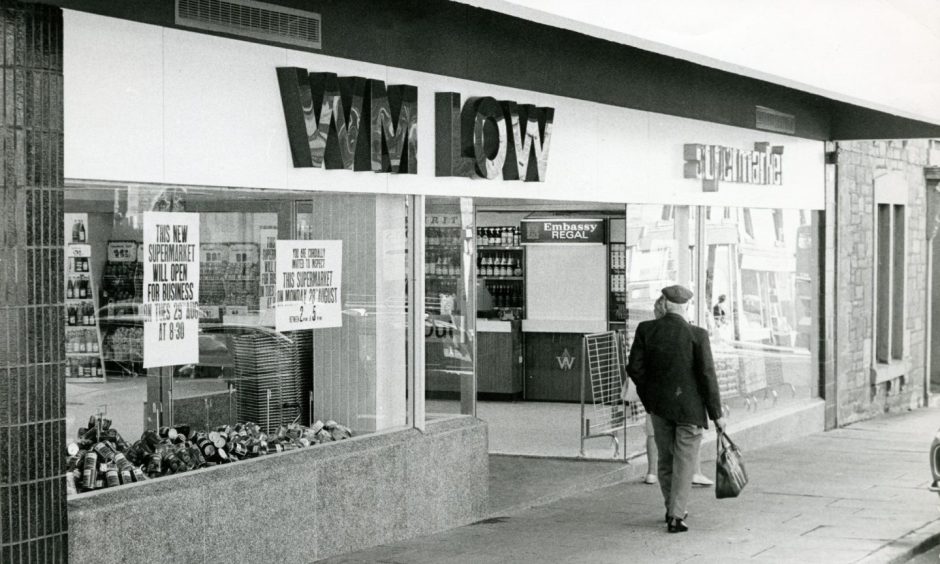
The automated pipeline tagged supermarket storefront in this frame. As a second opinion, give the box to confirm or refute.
[16,1,940,562]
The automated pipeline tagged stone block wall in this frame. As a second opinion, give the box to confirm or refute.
[834,140,930,425]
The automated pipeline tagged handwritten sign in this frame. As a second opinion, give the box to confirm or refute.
[142,212,200,368]
[258,227,278,323]
[275,240,342,331]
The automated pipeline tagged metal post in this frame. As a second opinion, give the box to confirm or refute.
[579,337,586,457]
[412,195,426,431]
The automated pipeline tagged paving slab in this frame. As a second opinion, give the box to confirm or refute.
[319,408,940,564]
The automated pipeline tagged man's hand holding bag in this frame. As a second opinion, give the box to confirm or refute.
[715,430,748,499]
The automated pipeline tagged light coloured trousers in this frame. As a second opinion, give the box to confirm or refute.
[650,414,704,519]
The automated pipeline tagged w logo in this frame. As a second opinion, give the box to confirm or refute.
[556,348,576,370]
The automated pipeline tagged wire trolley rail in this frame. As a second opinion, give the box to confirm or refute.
[580,331,629,460]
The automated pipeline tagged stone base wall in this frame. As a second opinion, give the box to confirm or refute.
[835,140,930,425]
[68,416,488,563]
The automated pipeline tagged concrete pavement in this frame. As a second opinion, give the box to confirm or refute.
[320,407,940,564]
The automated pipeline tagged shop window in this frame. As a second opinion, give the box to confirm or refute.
[623,205,697,333]
[703,206,820,411]
[64,182,413,496]
[425,197,476,416]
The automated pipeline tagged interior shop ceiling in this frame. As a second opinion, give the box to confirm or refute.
[459,0,940,127]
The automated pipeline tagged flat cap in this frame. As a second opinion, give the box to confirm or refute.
[662,284,693,304]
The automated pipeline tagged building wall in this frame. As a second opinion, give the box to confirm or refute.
[0,3,68,563]
[834,140,931,424]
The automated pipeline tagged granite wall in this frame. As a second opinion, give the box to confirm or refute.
[834,140,931,425]
[0,3,67,563]
[68,415,488,563]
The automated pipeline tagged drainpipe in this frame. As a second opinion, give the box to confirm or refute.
[923,167,940,407]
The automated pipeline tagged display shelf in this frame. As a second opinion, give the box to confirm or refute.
[64,213,106,383]
[97,241,145,378]
[475,226,526,320]
[608,241,628,323]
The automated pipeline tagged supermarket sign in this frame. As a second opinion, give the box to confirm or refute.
[683,142,784,192]
[142,212,200,369]
[520,219,605,244]
[277,68,417,173]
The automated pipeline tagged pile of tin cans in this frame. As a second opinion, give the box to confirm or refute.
[65,415,146,495]
[66,415,355,495]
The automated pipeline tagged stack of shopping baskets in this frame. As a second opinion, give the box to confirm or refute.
[231,329,312,432]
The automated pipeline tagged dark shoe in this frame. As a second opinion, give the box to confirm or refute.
[665,511,688,524]
[667,518,689,533]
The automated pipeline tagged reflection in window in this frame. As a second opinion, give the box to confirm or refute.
[425,197,475,416]
[623,205,697,336]
[704,206,818,408]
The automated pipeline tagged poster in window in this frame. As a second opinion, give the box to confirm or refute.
[142,211,200,368]
[275,240,342,331]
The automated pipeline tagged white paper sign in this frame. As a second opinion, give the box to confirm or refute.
[275,240,342,331]
[258,226,279,325]
[143,211,200,368]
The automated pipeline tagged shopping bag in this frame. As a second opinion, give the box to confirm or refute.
[715,430,748,499]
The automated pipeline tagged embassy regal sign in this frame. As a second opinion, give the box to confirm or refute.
[277,67,554,182]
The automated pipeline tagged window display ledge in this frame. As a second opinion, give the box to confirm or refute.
[68,415,488,563]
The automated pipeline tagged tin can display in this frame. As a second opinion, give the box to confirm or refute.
[145,452,162,475]
[93,441,116,461]
[65,472,78,496]
[67,412,354,491]
[197,436,217,459]
[105,463,120,488]
[82,452,98,489]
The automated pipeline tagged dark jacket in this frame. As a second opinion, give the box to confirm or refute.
[626,313,721,428]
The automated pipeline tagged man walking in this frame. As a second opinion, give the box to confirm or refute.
[627,285,725,533]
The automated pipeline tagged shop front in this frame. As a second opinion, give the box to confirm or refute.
[53,6,828,561]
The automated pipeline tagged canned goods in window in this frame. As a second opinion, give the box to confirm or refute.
[82,452,98,489]
[93,441,116,461]
[146,452,162,475]
[65,472,78,496]
[132,467,146,482]
[105,464,119,488]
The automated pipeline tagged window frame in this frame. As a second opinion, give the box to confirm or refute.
[871,171,909,384]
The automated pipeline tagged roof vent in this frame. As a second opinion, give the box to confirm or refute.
[176,0,321,50]
[755,106,796,135]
